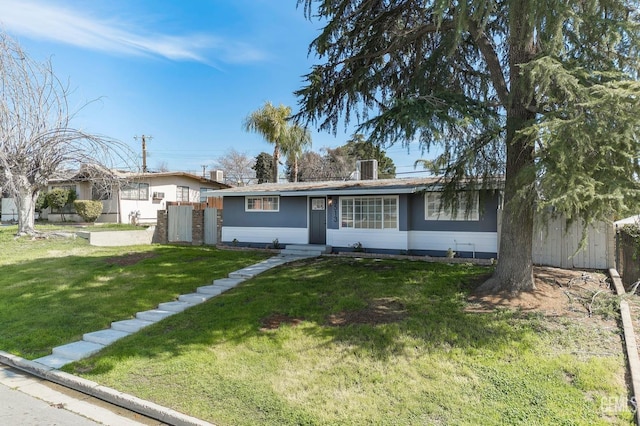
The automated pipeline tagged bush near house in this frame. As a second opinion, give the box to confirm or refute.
[73,200,103,223]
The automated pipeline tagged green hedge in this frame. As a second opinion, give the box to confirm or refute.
[73,200,103,223]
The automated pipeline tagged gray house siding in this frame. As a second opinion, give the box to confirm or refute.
[218,182,499,257]
[223,196,307,228]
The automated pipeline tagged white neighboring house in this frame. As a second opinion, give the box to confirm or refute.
[0,196,18,222]
[35,171,229,224]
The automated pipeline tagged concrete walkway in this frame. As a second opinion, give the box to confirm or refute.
[34,245,330,369]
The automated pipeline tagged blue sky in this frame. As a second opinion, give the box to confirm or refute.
[0,0,430,178]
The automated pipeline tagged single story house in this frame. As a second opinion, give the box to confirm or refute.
[206,178,502,258]
[39,171,229,224]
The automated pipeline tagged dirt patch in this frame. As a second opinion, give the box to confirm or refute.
[260,313,304,331]
[327,298,407,327]
[467,266,613,317]
[105,252,157,266]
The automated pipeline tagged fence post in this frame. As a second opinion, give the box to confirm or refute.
[153,210,168,244]
[192,209,204,246]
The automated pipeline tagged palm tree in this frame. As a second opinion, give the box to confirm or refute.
[243,102,291,183]
[282,124,312,182]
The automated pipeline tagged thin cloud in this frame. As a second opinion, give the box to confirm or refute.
[0,0,267,64]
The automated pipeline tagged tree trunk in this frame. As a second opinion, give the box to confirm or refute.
[16,187,37,235]
[480,0,537,294]
[273,145,280,183]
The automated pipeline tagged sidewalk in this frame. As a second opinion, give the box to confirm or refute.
[0,364,161,425]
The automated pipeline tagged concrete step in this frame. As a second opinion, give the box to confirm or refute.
[52,341,105,361]
[111,318,154,333]
[136,309,175,322]
[158,301,195,312]
[83,329,130,346]
[280,249,323,257]
[228,267,270,279]
[196,285,225,296]
[283,244,332,254]
[178,293,214,304]
[34,354,75,369]
[212,277,245,288]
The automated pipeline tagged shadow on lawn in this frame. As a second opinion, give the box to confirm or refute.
[69,257,534,375]
[0,246,271,359]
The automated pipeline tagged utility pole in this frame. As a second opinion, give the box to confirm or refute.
[201,164,207,178]
[134,135,153,173]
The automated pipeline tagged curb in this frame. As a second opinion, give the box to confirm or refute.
[609,268,640,425]
[0,350,214,426]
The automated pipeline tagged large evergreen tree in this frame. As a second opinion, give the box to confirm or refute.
[295,0,640,293]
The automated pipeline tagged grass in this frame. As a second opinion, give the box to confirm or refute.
[0,224,271,358]
[0,224,632,424]
[67,257,632,425]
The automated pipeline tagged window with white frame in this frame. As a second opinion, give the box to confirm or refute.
[340,196,398,229]
[246,196,279,212]
[121,182,149,200]
[425,192,479,221]
[176,186,189,202]
[199,187,209,203]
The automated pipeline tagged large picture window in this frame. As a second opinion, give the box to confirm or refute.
[425,192,479,221]
[121,182,149,200]
[246,196,279,212]
[340,196,398,229]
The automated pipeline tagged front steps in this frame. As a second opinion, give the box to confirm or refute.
[33,247,326,369]
[279,244,332,257]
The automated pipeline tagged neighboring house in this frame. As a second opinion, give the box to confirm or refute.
[206,178,502,258]
[0,196,18,222]
[42,171,229,224]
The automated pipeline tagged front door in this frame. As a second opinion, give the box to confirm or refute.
[309,198,327,244]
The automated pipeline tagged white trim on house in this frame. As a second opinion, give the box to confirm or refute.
[221,226,308,245]
[424,192,480,221]
[408,231,498,255]
[327,229,408,250]
[339,195,399,230]
[245,196,280,212]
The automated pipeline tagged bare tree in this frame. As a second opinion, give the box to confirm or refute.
[155,161,170,172]
[0,32,136,235]
[212,148,256,186]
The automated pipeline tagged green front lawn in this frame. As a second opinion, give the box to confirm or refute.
[0,225,632,424]
[0,225,270,358]
[69,257,632,425]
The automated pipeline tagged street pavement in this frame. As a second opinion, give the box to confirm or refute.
[0,365,163,425]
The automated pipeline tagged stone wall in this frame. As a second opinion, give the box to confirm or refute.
[192,209,204,246]
[153,210,168,244]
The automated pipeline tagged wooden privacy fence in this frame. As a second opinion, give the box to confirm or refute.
[166,197,223,210]
[531,214,615,270]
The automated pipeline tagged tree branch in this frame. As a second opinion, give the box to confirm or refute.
[468,20,509,106]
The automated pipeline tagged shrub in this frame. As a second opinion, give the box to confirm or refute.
[73,200,103,223]
[46,188,77,221]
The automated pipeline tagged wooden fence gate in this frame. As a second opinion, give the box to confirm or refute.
[168,205,193,243]
[204,208,218,245]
